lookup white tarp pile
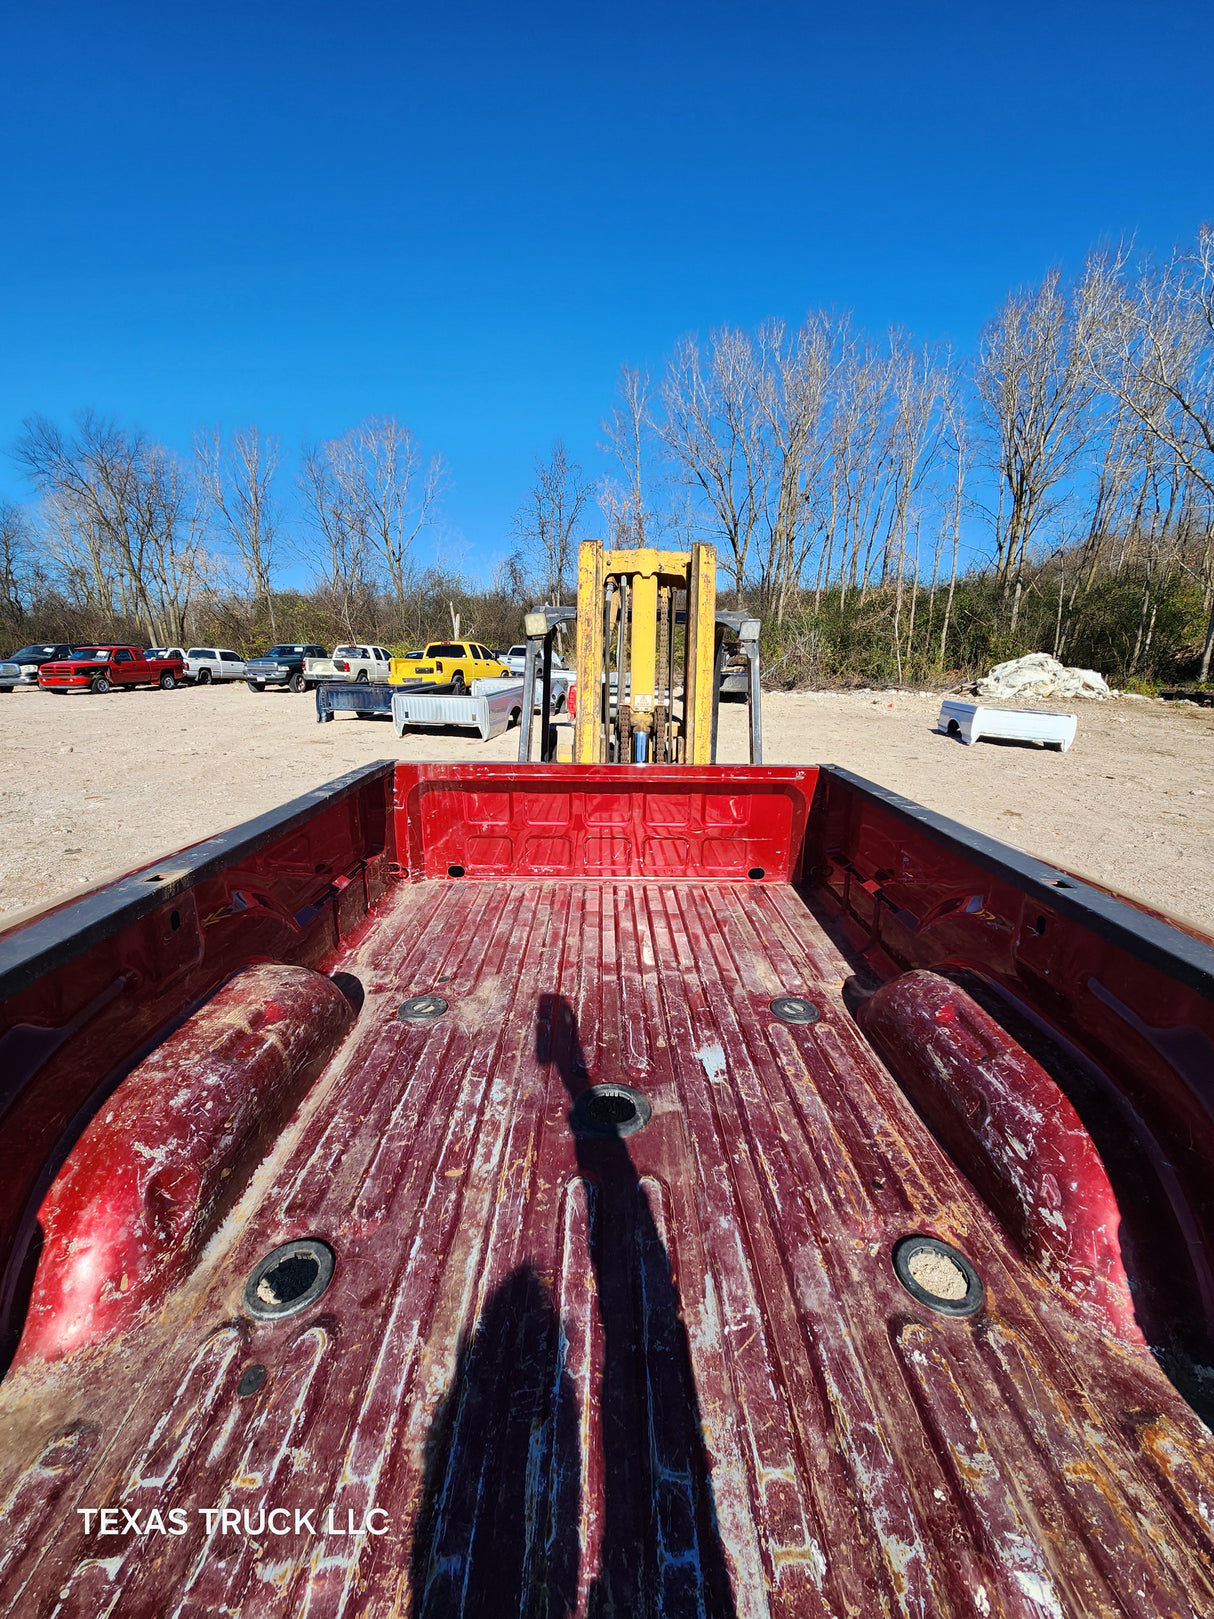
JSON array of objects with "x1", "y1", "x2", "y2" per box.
[{"x1": 976, "y1": 653, "x2": 1110, "y2": 701}]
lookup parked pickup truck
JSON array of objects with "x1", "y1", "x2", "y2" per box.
[
  {"x1": 244, "y1": 643, "x2": 328, "y2": 693},
  {"x1": 37, "y1": 645, "x2": 184, "y2": 693},
  {"x1": 181, "y1": 647, "x2": 246, "y2": 685},
  {"x1": 3, "y1": 762, "x2": 1214, "y2": 1616},
  {"x1": 389, "y1": 640, "x2": 509, "y2": 693},
  {"x1": 303, "y1": 643, "x2": 393, "y2": 687},
  {"x1": 0, "y1": 643, "x2": 77, "y2": 690},
  {"x1": 502, "y1": 642, "x2": 575, "y2": 710}
]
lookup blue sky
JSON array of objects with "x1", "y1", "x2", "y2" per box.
[{"x1": 2, "y1": 0, "x2": 1212, "y2": 579}]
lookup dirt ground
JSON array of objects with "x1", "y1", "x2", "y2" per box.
[{"x1": 2, "y1": 682, "x2": 1213, "y2": 932}]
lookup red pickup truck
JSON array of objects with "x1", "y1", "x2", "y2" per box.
[{"x1": 38, "y1": 645, "x2": 184, "y2": 693}]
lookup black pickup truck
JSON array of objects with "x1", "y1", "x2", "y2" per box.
[{"x1": 244, "y1": 643, "x2": 327, "y2": 693}]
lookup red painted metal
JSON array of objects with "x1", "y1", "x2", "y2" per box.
[
  {"x1": 0, "y1": 764, "x2": 395, "y2": 1374},
  {"x1": 0, "y1": 762, "x2": 1211, "y2": 1616},
  {"x1": 816, "y1": 769, "x2": 1214, "y2": 1386},
  {"x1": 858, "y1": 968, "x2": 1140, "y2": 1342},
  {"x1": 17, "y1": 964, "x2": 355, "y2": 1365},
  {"x1": 37, "y1": 646, "x2": 183, "y2": 691},
  {"x1": 389, "y1": 761, "x2": 816, "y2": 883}
]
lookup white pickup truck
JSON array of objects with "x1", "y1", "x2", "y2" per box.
[
  {"x1": 302, "y1": 644, "x2": 393, "y2": 688},
  {"x1": 181, "y1": 647, "x2": 246, "y2": 685},
  {"x1": 502, "y1": 643, "x2": 575, "y2": 711}
]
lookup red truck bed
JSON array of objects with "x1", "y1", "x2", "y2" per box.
[{"x1": 1, "y1": 762, "x2": 1213, "y2": 1616}]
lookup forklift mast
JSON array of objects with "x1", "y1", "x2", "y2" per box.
[{"x1": 517, "y1": 539, "x2": 762, "y2": 764}]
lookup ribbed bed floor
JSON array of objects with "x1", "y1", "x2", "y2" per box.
[{"x1": 2, "y1": 877, "x2": 1212, "y2": 1618}]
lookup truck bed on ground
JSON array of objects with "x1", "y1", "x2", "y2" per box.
[{"x1": 1, "y1": 763, "x2": 1212, "y2": 1617}]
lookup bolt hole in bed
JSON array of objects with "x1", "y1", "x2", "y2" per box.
[
  {"x1": 571, "y1": 1083, "x2": 652, "y2": 1137},
  {"x1": 892, "y1": 1234, "x2": 984, "y2": 1317},
  {"x1": 243, "y1": 1240, "x2": 334, "y2": 1320}
]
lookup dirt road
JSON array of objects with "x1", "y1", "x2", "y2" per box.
[{"x1": 2, "y1": 683, "x2": 1212, "y2": 931}]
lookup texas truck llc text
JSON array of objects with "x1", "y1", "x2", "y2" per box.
[{"x1": 77, "y1": 1507, "x2": 391, "y2": 1537}]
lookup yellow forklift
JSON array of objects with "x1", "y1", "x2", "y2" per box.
[{"x1": 516, "y1": 538, "x2": 763, "y2": 765}]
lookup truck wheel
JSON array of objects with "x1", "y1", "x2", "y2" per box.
[
  {"x1": 287, "y1": 672, "x2": 305, "y2": 693},
  {"x1": 159, "y1": 672, "x2": 177, "y2": 690},
  {"x1": 302, "y1": 680, "x2": 315, "y2": 693},
  {"x1": 355, "y1": 670, "x2": 369, "y2": 684},
  {"x1": 553, "y1": 691, "x2": 566, "y2": 714},
  {"x1": 91, "y1": 675, "x2": 112, "y2": 694},
  {"x1": 451, "y1": 672, "x2": 467, "y2": 695},
  {"x1": 197, "y1": 667, "x2": 211, "y2": 686},
  {"x1": 509, "y1": 707, "x2": 521, "y2": 728},
  {"x1": 247, "y1": 681, "x2": 266, "y2": 692}
]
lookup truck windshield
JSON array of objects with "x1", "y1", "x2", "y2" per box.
[
  {"x1": 266, "y1": 647, "x2": 306, "y2": 656},
  {"x1": 75, "y1": 649, "x2": 114, "y2": 661}
]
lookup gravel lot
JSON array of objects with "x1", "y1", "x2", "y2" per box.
[{"x1": 2, "y1": 682, "x2": 1213, "y2": 932}]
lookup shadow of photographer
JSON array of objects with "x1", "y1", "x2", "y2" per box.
[{"x1": 409, "y1": 992, "x2": 736, "y2": 1617}]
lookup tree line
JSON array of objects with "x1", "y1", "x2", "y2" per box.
[
  {"x1": 4, "y1": 228, "x2": 1214, "y2": 685},
  {"x1": 0, "y1": 415, "x2": 464, "y2": 654}
]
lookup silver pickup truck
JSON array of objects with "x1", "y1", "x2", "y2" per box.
[
  {"x1": 303, "y1": 643, "x2": 394, "y2": 687},
  {"x1": 501, "y1": 644, "x2": 575, "y2": 710}
]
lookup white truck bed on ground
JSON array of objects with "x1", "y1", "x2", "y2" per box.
[
  {"x1": 392, "y1": 677, "x2": 526, "y2": 741},
  {"x1": 939, "y1": 697, "x2": 1077, "y2": 751}
]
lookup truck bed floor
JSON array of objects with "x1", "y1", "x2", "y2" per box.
[{"x1": 2, "y1": 876, "x2": 1211, "y2": 1617}]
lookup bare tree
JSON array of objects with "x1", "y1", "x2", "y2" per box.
[
  {"x1": 659, "y1": 334, "x2": 767, "y2": 604},
  {"x1": 39, "y1": 487, "x2": 115, "y2": 615},
  {"x1": 753, "y1": 316, "x2": 833, "y2": 624},
  {"x1": 0, "y1": 500, "x2": 35, "y2": 635},
  {"x1": 16, "y1": 413, "x2": 153, "y2": 635},
  {"x1": 140, "y1": 445, "x2": 212, "y2": 642},
  {"x1": 975, "y1": 267, "x2": 1101, "y2": 631},
  {"x1": 511, "y1": 438, "x2": 589, "y2": 603},
  {"x1": 306, "y1": 418, "x2": 444, "y2": 636},
  {"x1": 1084, "y1": 233, "x2": 1214, "y2": 676},
  {"x1": 937, "y1": 383, "x2": 970, "y2": 668},
  {"x1": 197, "y1": 426, "x2": 281, "y2": 636},
  {"x1": 599, "y1": 366, "x2": 659, "y2": 546},
  {"x1": 890, "y1": 340, "x2": 950, "y2": 565},
  {"x1": 812, "y1": 328, "x2": 902, "y2": 609},
  {"x1": 298, "y1": 444, "x2": 374, "y2": 641},
  {"x1": 14, "y1": 412, "x2": 208, "y2": 644}
]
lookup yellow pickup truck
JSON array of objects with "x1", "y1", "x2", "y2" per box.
[{"x1": 389, "y1": 640, "x2": 510, "y2": 693}]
